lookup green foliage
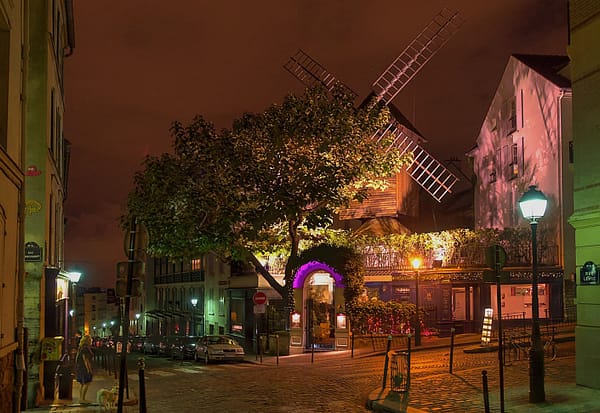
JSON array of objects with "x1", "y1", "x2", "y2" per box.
[
  {"x1": 349, "y1": 300, "x2": 417, "y2": 334},
  {"x1": 124, "y1": 85, "x2": 412, "y2": 304}
]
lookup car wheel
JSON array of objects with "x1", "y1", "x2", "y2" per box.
[{"x1": 204, "y1": 352, "x2": 210, "y2": 365}]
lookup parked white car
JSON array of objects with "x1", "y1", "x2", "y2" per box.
[{"x1": 194, "y1": 335, "x2": 245, "y2": 364}]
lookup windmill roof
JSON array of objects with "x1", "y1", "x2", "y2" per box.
[
  {"x1": 512, "y1": 54, "x2": 571, "y2": 89},
  {"x1": 352, "y1": 217, "x2": 412, "y2": 237},
  {"x1": 359, "y1": 92, "x2": 425, "y2": 140}
]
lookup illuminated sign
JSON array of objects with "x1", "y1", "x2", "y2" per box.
[{"x1": 481, "y1": 308, "x2": 493, "y2": 345}]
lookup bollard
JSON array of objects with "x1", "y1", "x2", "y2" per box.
[
  {"x1": 482, "y1": 370, "x2": 490, "y2": 413},
  {"x1": 407, "y1": 334, "x2": 412, "y2": 389},
  {"x1": 351, "y1": 331, "x2": 354, "y2": 358},
  {"x1": 381, "y1": 335, "x2": 393, "y2": 389},
  {"x1": 449, "y1": 327, "x2": 455, "y2": 374},
  {"x1": 276, "y1": 335, "x2": 279, "y2": 366},
  {"x1": 138, "y1": 358, "x2": 146, "y2": 413}
]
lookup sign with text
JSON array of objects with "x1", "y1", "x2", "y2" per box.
[{"x1": 580, "y1": 261, "x2": 599, "y2": 285}]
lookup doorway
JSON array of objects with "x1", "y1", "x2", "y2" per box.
[{"x1": 304, "y1": 271, "x2": 335, "y2": 350}]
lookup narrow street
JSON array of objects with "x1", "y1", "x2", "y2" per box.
[{"x1": 118, "y1": 340, "x2": 575, "y2": 412}]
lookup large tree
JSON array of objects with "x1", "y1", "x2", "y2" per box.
[{"x1": 125, "y1": 84, "x2": 411, "y2": 309}]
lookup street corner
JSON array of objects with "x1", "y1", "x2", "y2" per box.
[
  {"x1": 366, "y1": 387, "x2": 426, "y2": 413},
  {"x1": 463, "y1": 344, "x2": 497, "y2": 354}
]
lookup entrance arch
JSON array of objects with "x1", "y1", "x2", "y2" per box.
[{"x1": 289, "y1": 261, "x2": 348, "y2": 353}]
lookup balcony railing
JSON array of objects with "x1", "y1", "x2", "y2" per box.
[
  {"x1": 362, "y1": 243, "x2": 559, "y2": 272},
  {"x1": 154, "y1": 269, "x2": 204, "y2": 285}
]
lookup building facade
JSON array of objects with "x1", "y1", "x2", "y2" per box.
[
  {"x1": 145, "y1": 253, "x2": 230, "y2": 339},
  {"x1": 22, "y1": 0, "x2": 74, "y2": 408},
  {"x1": 1, "y1": 1, "x2": 26, "y2": 410},
  {"x1": 568, "y1": 0, "x2": 600, "y2": 390},
  {"x1": 468, "y1": 53, "x2": 573, "y2": 322}
]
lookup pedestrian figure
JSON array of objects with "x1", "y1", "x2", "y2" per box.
[{"x1": 75, "y1": 334, "x2": 94, "y2": 403}]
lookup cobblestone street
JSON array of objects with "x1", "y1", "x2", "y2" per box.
[{"x1": 28, "y1": 337, "x2": 597, "y2": 413}]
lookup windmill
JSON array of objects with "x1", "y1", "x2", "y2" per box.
[{"x1": 284, "y1": 8, "x2": 464, "y2": 208}]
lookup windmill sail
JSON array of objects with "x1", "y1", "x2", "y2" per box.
[
  {"x1": 372, "y1": 8, "x2": 464, "y2": 105},
  {"x1": 373, "y1": 121, "x2": 457, "y2": 202},
  {"x1": 284, "y1": 49, "x2": 356, "y2": 97},
  {"x1": 283, "y1": 9, "x2": 463, "y2": 202}
]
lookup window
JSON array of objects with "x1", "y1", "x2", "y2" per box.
[
  {"x1": 507, "y1": 143, "x2": 519, "y2": 179},
  {"x1": 502, "y1": 96, "x2": 517, "y2": 136},
  {"x1": 191, "y1": 258, "x2": 201, "y2": 271},
  {"x1": 218, "y1": 288, "x2": 225, "y2": 316},
  {"x1": 569, "y1": 141, "x2": 574, "y2": 163}
]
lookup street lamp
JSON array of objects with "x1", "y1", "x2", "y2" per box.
[
  {"x1": 135, "y1": 313, "x2": 141, "y2": 336},
  {"x1": 518, "y1": 185, "x2": 548, "y2": 403},
  {"x1": 411, "y1": 257, "x2": 423, "y2": 347},
  {"x1": 66, "y1": 271, "x2": 82, "y2": 350},
  {"x1": 190, "y1": 298, "x2": 198, "y2": 336}
]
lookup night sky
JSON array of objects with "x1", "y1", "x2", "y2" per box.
[{"x1": 63, "y1": 0, "x2": 568, "y2": 288}]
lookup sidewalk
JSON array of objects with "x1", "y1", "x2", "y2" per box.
[
  {"x1": 24, "y1": 368, "x2": 138, "y2": 413},
  {"x1": 366, "y1": 329, "x2": 600, "y2": 413}
]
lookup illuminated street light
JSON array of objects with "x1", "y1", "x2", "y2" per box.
[
  {"x1": 135, "y1": 313, "x2": 141, "y2": 335},
  {"x1": 190, "y1": 298, "x2": 198, "y2": 336},
  {"x1": 66, "y1": 271, "x2": 82, "y2": 351},
  {"x1": 411, "y1": 257, "x2": 423, "y2": 347},
  {"x1": 518, "y1": 185, "x2": 548, "y2": 403}
]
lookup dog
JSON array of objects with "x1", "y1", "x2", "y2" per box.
[{"x1": 96, "y1": 384, "x2": 118, "y2": 412}]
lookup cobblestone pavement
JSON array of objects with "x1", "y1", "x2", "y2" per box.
[{"x1": 26, "y1": 337, "x2": 597, "y2": 413}]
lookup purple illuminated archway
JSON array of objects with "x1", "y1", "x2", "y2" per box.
[{"x1": 292, "y1": 261, "x2": 345, "y2": 289}]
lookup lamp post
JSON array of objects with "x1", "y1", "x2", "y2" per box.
[
  {"x1": 190, "y1": 298, "x2": 198, "y2": 336},
  {"x1": 411, "y1": 257, "x2": 422, "y2": 347},
  {"x1": 66, "y1": 271, "x2": 82, "y2": 351},
  {"x1": 135, "y1": 313, "x2": 141, "y2": 336},
  {"x1": 518, "y1": 185, "x2": 548, "y2": 403}
]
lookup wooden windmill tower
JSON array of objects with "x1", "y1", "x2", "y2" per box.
[{"x1": 284, "y1": 9, "x2": 464, "y2": 231}]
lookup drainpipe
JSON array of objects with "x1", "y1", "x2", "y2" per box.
[
  {"x1": 14, "y1": 1, "x2": 30, "y2": 411},
  {"x1": 557, "y1": 87, "x2": 572, "y2": 320}
]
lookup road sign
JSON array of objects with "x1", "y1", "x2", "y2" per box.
[
  {"x1": 116, "y1": 261, "x2": 145, "y2": 279},
  {"x1": 253, "y1": 291, "x2": 267, "y2": 305},
  {"x1": 253, "y1": 304, "x2": 266, "y2": 314}
]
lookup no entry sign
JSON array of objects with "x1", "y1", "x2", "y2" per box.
[{"x1": 253, "y1": 291, "x2": 267, "y2": 305}]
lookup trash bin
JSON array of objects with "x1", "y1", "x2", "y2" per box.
[{"x1": 389, "y1": 350, "x2": 410, "y2": 393}]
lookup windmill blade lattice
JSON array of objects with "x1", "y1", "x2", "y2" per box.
[
  {"x1": 372, "y1": 8, "x2": 464, "y2": 104},
  {"x1": 283, "y1": 9, "x2": 463, "y2": 202},
  {"x1": 284, "y1": 49, "x2": 356, "y2": 98},
  {"x1": 372, "y1": 121, "x2": 458, "y2": 202}
]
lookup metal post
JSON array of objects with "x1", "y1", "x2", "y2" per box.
[
  {"x1": 415, "y1": 270, "x2": 421, "y2": 346},
  {"x1": 482, "y1": 370, "x2": 490, "y2": 413},
  {"x1": 276, "y1": 335, "x2": 279, "y2": 366},
  {"x1": 381, "y1": 335, "x2": 392, "y2": 389},
  {"x1": 351, "y1": 331, "x2": 354, "y2": 358},
  {"x1": 496, "y1": 252, "x2": 505, "y2": 413},
  {"x1": 449, "y1": 328, "x2": 455, "y2": 374},
  {"x1": 138, "y1": 358, "x2": 146, "y2": 413},
  {"x1": 529, "y1": 222, "x2": 545, "y2": 403},
  {"x1": 118, "y1": 217, "x2": 137, "y2": 413}
]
